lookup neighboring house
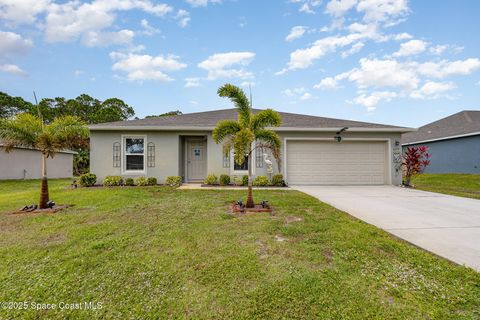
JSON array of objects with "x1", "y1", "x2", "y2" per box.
[
  {"x1": 0, "y1": 144, "x2": 75, "y2": 180},
  {"x1": 89, "y1": 109, "x2": 414, "y2": 185},
  {"x1": 402, "y1": 110, "x2": 480, "y2": 174}
]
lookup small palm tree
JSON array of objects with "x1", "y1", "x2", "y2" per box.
[
  {"x1": 0, "y1": 113, "x2": 88, "y2": 208},
  {"x1": 213, "y1": 84, "x2": 282, "y2": 208}
]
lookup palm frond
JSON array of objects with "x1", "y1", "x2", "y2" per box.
[
  {"x1": 251, "y1": 109, "x2": 282, "y2": 132},
  {"x1": 233, "y1": 129, "x2": 255, "y2": 165},
  {"x1": 217, "y1": 84, "x2": 251, "y2": 127},
  {"x1": 0, "y1": 113, "x2": 42, "y2": 152},
  {"x1": 255, "y1": 129, "x2": 281, "y2": 153},
  {"x1": 212, "y1": 120, "x2": 241, "y2": 143}
]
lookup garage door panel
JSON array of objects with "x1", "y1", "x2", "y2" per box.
[{"x1": 286, "y1": 141, "x2": 387, "y2": 185}]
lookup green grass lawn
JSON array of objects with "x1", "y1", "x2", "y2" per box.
[
  {"x1": 0, "y1": 180, "x2": 479, "y2": 319},
  {"x1": 411, "y1": 174, "x2": 480, "y2": 199}
]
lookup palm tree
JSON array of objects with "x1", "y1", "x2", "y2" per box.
[
  {"x1": 213, "y1": 84, "x2": 282, "y2": 208},
  {"x1": 0, "y1": 113, "x2": 89, "y2": 208}
]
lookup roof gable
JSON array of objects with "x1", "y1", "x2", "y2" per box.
[
  {"x1": 89, "y1": 108, "x2": 410, "y2": 131},
  {"x1": 402, "y1": 110, "x2": 480, "y2": 144}
]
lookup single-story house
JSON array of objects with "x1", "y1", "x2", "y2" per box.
[
  {"x1": 0, "y1": 144, "x2": 75, "y2": 180},
  {"x1": 402, "y1": 110, "x2": 480, "y2": 174},
  {"x1": 89, "y1": 109, "x2": 414, "y2": 185}
]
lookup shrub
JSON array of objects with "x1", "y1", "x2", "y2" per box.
[
  {"x1": 135, "y1": 176, "x2": 148, "y2": 186},
  {"x1": 147, "y1": 177, "x2": 157, "y2": 186},
  {"x1": 165, "y1": 176, "x2": 182, "y2": 188},
  {"x1": 403, "y1": 146, "x2": 431, "y2": 186},
  {"x1": 204, "y1": 174, "x2": 218, "y2": 185},
  {"x1": 271, "y1": 174, "x2": 285, "y2": 187},
  {"x1": 103, "y1": 175, "x2": 123, "y2": 187},
  {"x1": 253, "y1": 175, "x2": 268, "y2": 186},
  {"x1": 253, "y1": 175, "x2": 269, "y2": 186},
  {"x1": 79, "y1": 172, "x2": 96, "y2": 187},
  {"x1": 219, "y1": 174, "x2": 231, "y2": 186},
  {"x1": 124, "y1": 178, "x2": 134, "y2": 186},
  {"x1": 242, "y1": 175, "x2": 249, "y2": 186}
]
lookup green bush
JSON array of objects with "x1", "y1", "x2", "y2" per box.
[
  {"x1": 103, "y1": 175, "x2": 123, "y2": 187},
  {"x1": 147, "y1": 177, "x2": 157, "y2": 186},
  {"x1": 79, "y1": 172, "x2": 96, "y2": 187},
  {"x1": 233, "y1": 176, "x2": 243, "y2": 186},
  {"x1": 253, "y1": 175, "x2": 269, "y2": 186},
  {"x1": 204, "y1": 174, "x2": 218, "y2": 185},
  {"x1": 219, "y1": 174, "x2": 231, "y2": 186},
  {"x1": 124, "y1": 178, "x2": 135, "y2": 186},
  {"x1": 165, "y1": 176, "x2": 182, "y2": 188},
  {"x1": 242, "y1": 175, "x2": 249, "y2": 186},
  {"x1": 271, "y1": 174, "x2": 285, "y2": 187},
  {"x1": 135, "y1": 176, "x2": 148, "y2": 186}
]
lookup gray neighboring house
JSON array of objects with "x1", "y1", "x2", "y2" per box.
[
  {"x1": 89, "y1": 109, "x2": 414, "y2": 186},
  {"x1": 402, "y1": 110, "x2": 480, "y2": 174},
  {"x1": 0, "y1": 143, "x2": 75, "y2": 180}
]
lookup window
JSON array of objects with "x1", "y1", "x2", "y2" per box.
[
  {"x1": 223, "y1": 152, "x2": 230, "y2": 168},
  {"x1": 124, "y1": 137, "x2": 145, "y2": 172},
  {"x1": 147, "y1": 142, "x2": 155, "y2": 168},
  {"x1": 234, "y1": 154, "x2": 249, "y2": 171},
  {"x1": 255, "y1": 143, "x2": 264, "y2": 168},
  {"x1": 113, "y1": 142, "x2": 121, "y2": 167}
]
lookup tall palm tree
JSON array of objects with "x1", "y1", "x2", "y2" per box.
[
  {"x1": 213, "y1": 84, "x2": 282, "y2": 208},
  {"x1": 0, "y1": 113, "x2": 88, "y2": 208}
]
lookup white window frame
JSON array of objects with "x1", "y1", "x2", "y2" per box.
[
  {"x1": 121, "y1": 135, "x2": 147, "y2": 175},
  {"x1": 230, "y1": 146, "x2": 256, "y2": 175}
]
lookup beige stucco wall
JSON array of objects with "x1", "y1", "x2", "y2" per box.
[
  {"x1": 90, "y1": 130, "x2": 403, "y2": 185},
  {"x1": 0, "y1": 148, "x2": 74, "y2": 180}
]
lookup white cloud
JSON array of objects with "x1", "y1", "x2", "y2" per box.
[
  {"x1": 185, "y1": 77, "x2": 201, "y2": 87},
  {"x1": 414, "y1": 58, "x2": 480, "y2": 78},
  {"x1": 325, "y1": 0, "x2": 357, "y2": 17},
  {"x1": 394, "y1": 32, "x2": 413, "y2": 41},
  {"x1": 356, "y1": 0, "x2": 409, "y2": 23},
  {"x1": 0, "y1": 0, "x2": 50, "y2": 26},
  {"x1": 352, "y1": 91, "x2": 397, "y2": 111},
  {"x1": 82, "y1": 29, "x2": 134, "y2": 47},
  {"x1": 74, "y1": 69, "x2": 84, "y2": 77},
  {"x1": 0, "y1": 31, "x2": 33, "y2": 57},
  {"x1": 44, "y1": 0, "x2": 172, "y2": 44},
  {"x1": 241, "y1": 81, "x2": 255, "y2": 87},
  {"x1": 314, "y1": 77, "x2": 339, "y2": 90},
  {"x1": 341, "y1": 42, "x2": 364, "y2": 58},
  {"x1": 429, "y1": 44, "x2": 447, "y2": 55},
  {"x1": 185, "y1": 0, "x2": 222, "y2": 7},
  {"x1": 292, "y1": 0, "x2": 322, "y2": 14},
  {"x1": 300, "y1": 92, "x2": 313, "y2": 100},
  {"x1": 140, "y1": 19, "x2": 160, "y2": 36},
  {"x1": 198, "y1": 51, "x2": 255, "y2": 80},
  {"x1": 286, "y1": 26, "x2": 308, "y2": 42},
  {"x1": 0, "y1": 63, "x2": 26, "y2": 76},
  {"x1": 410, "y1": 81, "x2": 456, "y2": 99},
  {"x1": 110, "y1": 52, "x2": 187, "y2": 82},
  {"x1": 176, "y1": 9, "x2": 190, "y2": 28},
  {"x1": 392, "y1": 39, "x2": 428, "y2": 57},
  {"x1": 347, "y1": 58, "x2": 419, "y2": 90}
]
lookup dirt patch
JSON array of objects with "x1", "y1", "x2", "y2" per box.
[
  {"x1": 285, "y1": 216, "x2": 303, "y2": 224},
  {"x1": 230, "y1": 203, "x2": 274, "y2": 215},
  {"x1": 275, "y1": 234, "x2": 288, "y2": 242},
  {"x1": 41, "y1": 233, "x2": 66, "y2": 246},
  {"x1": 10, "y1": 205, "x2": 72, "y2": 215},
  {"x1": 323, "y1": 248, "x2": 334, "y2": 264},
  {"x1": 255, "y1": 240, "x2": 269, "y2": 259}
]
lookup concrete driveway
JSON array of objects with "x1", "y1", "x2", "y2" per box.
[{"x1": 292, "y1": 185, "x2": 480, "y2": 271}]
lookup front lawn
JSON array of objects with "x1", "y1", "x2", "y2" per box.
[
  {"x1": 411, "y1": 173, "x2": 480, "y2": 199},
  {"x1": 0, "y1": 180, "x2": 479, "y2": 319}
]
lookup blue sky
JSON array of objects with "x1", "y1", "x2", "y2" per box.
[{"x1": 1, "y1": 0, "x2": 479, "y2": 127}]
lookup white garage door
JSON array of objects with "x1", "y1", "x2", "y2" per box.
[{"x1": 286, "y1": 140, "x2": 387, "y2": 185}]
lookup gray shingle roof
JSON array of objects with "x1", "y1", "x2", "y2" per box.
[
  {"x1": 89, "y1": 108, "x2": 408, "y2": 131},
  {"x1": 402, "y1": 110, "x2": 480, "y2": 144}
]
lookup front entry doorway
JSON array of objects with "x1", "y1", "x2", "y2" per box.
[{"x1": 186, "y1": 139, "x2": 207, "y2": 182}]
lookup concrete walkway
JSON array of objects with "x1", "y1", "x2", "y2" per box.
[{"x1": 292, "y1": 185, "x2": 480, "y2": 271}]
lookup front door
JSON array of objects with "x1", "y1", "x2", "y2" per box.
[{"x1": 187, "y1": 139, "x2": 207, "y2": 181}]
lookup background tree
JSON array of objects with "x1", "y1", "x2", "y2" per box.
[
  {"x1": 213, "y1": 84, "x2": 282, "y2": 208},
  {"x1": 145, "y1": 110, "x2": 182, "y2": 118},
  {"x1": 0, "y1": 92, "x2": 34, "y2": 118},
  {"x1": 403, "y1": 146, "x2": 431, "y2": 187},
  {"x1": 0, "y1": 114, "x2": 89, "y2": 208}
]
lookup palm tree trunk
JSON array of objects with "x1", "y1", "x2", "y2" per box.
[
  {"x1": 39, "y1": 153, "x2": 49, "y2": 209},
  {"x1": 246, "y1": 154, "x2": 254, "y2": 208}
]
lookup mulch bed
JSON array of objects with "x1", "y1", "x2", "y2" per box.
[
  {"x1": 10, "y1": 205, "x2": 72, "y2": 215},
  {"x1": 202, "y1": 184, "x2": 287, "y2": 188},
  {"x1": 230, "y1": 203, "x2": 274, "y2": 215}
]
